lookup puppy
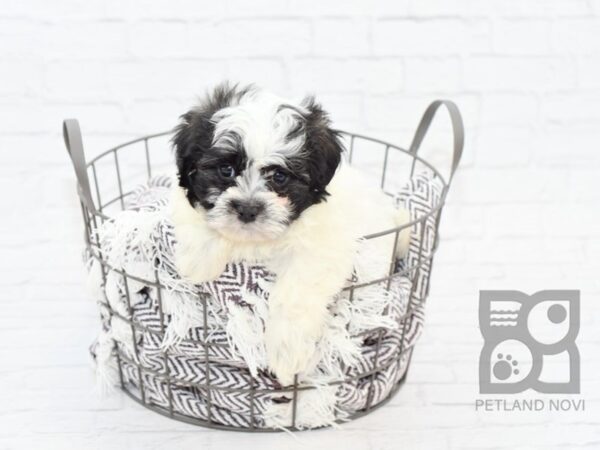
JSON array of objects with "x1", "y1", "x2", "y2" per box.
[{"x1": 171, "y1": 84, "x2": 410, "y2": 385}]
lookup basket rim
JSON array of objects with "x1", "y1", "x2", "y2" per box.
[{"x1": 83, "y1": 129, "x2": 452, "y2": 241}]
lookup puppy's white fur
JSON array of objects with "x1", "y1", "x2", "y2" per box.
[{"x1": 172, "y1": 164, "x2": 410, "y2": 385}]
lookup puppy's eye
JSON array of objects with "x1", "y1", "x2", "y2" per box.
[
  {"x1": 219, "y1": 164, "x2": 236, "y2": 178},
  {"x1": 272, "y1": 169, "x2": 289, "y2": 186}
]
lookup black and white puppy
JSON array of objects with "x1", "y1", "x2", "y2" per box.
[{"x1": 171, "y1": 84, "x2": 410, "y2": 384}]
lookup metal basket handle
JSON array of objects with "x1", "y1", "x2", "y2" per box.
[
  {"x1": 63, "y1": 119, "x2": 97, "y2": 214},
  {"x1": 408, "y1": 100, "x2": 464, "y2": 184}
]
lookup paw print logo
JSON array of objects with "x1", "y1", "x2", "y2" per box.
[
  {"x1": 479, "y1": 290, "x2": 580, "y2": 394},
  {"x1": 493, "y1": 353, "x2": 519, "y2": 380}
]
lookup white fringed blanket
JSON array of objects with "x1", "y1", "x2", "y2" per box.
[{"x1": 88, "y1": 172, "x2": 443, "y2": 429}]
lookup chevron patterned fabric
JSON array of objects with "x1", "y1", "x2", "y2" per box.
[{"x1": 88, "y1": 171, "x2": 444, "y2": 430}]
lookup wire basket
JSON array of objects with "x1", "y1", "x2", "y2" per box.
[{"x1": 63, "y1": 100, "x2": 463, "y2": 431}]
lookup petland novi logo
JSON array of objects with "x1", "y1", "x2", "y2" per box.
[{"x1": 475, "y1": 290, "x2": 584, "y2": 412}]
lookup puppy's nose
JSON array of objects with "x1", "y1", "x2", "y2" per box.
[{"x1": 231, "y1": 201, "x2": 263, "y2": 223}]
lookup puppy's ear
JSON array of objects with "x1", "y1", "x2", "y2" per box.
[
  {"x1": 172, "y1": 110, "x2": 201, "y2": 187},
  {"x1": 172, "y1": 82, "x2": 251, "y2": 199},
  {"x1": 302, "y1": 96, "x2": 344, "y2": 201}
]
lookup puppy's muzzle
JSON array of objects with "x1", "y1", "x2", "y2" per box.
[{"x1": 230, "y1": 200, "x2": 265, "y2": 223}]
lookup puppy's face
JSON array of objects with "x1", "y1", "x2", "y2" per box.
[{"x1": 173, "y1": 85, "x2": 344, "y2": 242}]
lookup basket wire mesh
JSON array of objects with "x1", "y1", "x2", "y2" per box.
[{"x1": 63, "y1": 100, "x2": 463, "y2": 431}]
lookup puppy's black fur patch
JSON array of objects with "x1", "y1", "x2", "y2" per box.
[
  {"x1": 173, "y1": 83, "x2": 253, "y2": 209},
  {"x1": 300, "y1": 96, "x2": 344, "y2": 203}
]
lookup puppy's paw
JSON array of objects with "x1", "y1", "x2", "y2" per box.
[
  {"x1": 174, "y1": 240, "x2": 228, "y2": 283},
  {"x1": 182, "y1": 259, "x2": 226, "y2": 284},
  {"x1": 264, "y1": 314, "x2": 321, "y2": 386}
]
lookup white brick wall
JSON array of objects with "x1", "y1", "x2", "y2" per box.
[{"x1": 1, "y1": 1, "x2": 599, "y2": 449}]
